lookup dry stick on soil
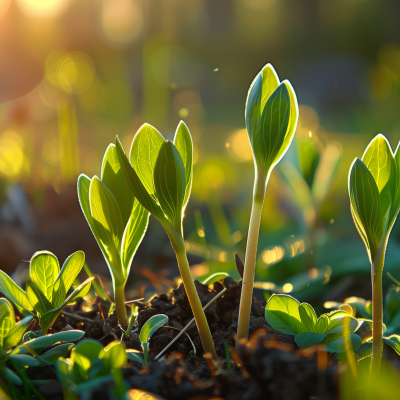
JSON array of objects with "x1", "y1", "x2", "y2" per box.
[
  {"x1": 154, "y1": 285, "x2": 232, "y2": 360},
  {"x1": 61, "y1": 311, "x2": 102, "y2": 326}
]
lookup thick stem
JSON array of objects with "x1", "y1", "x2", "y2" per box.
[
  {"x1": 115, "y1": 283, "x2": 128, "y2": 330},
  {"x1": 169, "y1": 231, "x2": 217, "y2": 358},
  {"x1": 371, "y1": 247, "x2": 385, "y2": 376}
]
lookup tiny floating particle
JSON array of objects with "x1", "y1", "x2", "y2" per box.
[{"x1": 214, "y1": 68, "x2": 219, "y2": 72}]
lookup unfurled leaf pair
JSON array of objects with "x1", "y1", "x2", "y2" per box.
[
  {"x1": 245, "y1": 63, "x2": 299, "y2": 193},
  {"x1": 56, "y1": 339, "x2": 127, "y2": 395},
  {"x1": 265, "y1": 294, "x2": 362, "y2": 352},
  {"x1": 349, "y1": 134, "x2": 400, "y2": 263},
  {"x1": 115, "y1": 121, "x2": 193, "y2": 237},
  {"x1": 0, "y1": 251, "x2": 92, "y2": 333}
]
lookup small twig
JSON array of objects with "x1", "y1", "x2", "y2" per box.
[
  {"x1": 155, "y1": 285, "x2": 231, "y2": 360},
  {"x1": 62, "y1": 311, "x2": 102, "y2": 326},
  {"x1": 161, "y1": 326, "x2": 196, "y2": 355}
]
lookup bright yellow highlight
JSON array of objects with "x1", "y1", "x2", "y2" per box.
[
  {"x1": 287, "y1": 239, "x2": 305, "y2": 257},
  {"x1": 261, "y1": 246, "x2": 285, "y2": 266},
  {"x1": 228, "y1": 129, "x2": 253, "y2": 161},
  {"x1": 219, "y1": 251, "x2": 227, "y2": 262},
  {"x1": 0, "y1": 131, "x2": 28, "y2": 182},
  {"x1": 282, "y1": 283, "x2": 293, "y2": 293},
  {"x1": 16, "y1": 0, "x2": 69, "y2": 17}
]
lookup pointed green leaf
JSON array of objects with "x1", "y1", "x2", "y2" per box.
[
  {"x1": 0, "y1": 298, "x2": 14, "y2": 348},
  {"x1": 115, "y1": 136, "x2": 165, "y2": 222},
  {"x1": 3, "y1": 315, "x2": 34, "y2": 351},
  {"x1": 53, "y1": 251, "x2": 86, "y2": 309},
  {"x1": 315, "y1": 314, "x2": 330, "y2": 334},
  {"x1": 173, "y1": 121, "x2": 193, "y2": 207},
  {"x1": 29, "y1": 251, "x2": 60, "y2": 302},
  {"x1": 26, "y1": 280, "x2": 53, "y2": 314},
  {"x1": 140, "y1": 314, "x2": 168, "y2": 344},
  {"x1": 202, "y1": 272, "x2": 230, "y2": 285},
  {"x1": 89, "y1": 177, "x2": 124, "y2": 279},
  {"x1": 298, "y1": 303, "x2": 317, "y2": 332},
  {"x1": 101, "y1": 144, "x2": 134, "y2": 225},
  {"x1": 126, "y1": 349, "x2": 144, "y2": 364},
  {"x1": 64, "y1": 277, "x2": 93, "y2": 305},
  {"x1": 295, "y1": 332, "x2": 326, "y2": 348},
  {"x1": 245, "y1": 64, "x2": 280, "y2": 149},
  {"x1": 120, "y1": 200, "x2": 149, "y2": 277},
  {"x1": 349, "y1": 158, "x2": 384, "y2": 262},
  {"x1": 0, "y1": 270, "x2": 32, "y2": 312},
  {"x1": 265, "y1": 294, "x2": 304, "y2": 335},
  {"x1": 153, "y1": 141, "x2": 185, "y2": 231},
  {"x1": 129, "y1": 123, "x2": 165, "y2": 196},
  {"x1": 362, "y1": 134, "x2": 393, "y2": 193},
  {"x1": 255, "y1": 83, "x2": 291, "y2": 173}
]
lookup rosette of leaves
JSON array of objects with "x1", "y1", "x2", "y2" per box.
[
  {"x1": 265, "y1": 294, "x2": 362, "y2": 352},
  {"x1": 56, "y1": 339, "x2": 128, "y2": 400},
  {"x1": 0, "y1": 251, "x2": 92, "y2": 334},
  {"x1": 349, "y1": 134, "x2": 400, "y2": 374},
  {"x1": 77, "y1": 144, "x2": 150, "y2": 330},
  {"x1": 115, "y1": 121, "x2": 216, "y2": 357},
  {"x1": 237, "y1": 64, "x2": 299, "y2": 343}
]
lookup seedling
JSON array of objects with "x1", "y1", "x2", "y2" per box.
[
  {"x1": 0, "y1": 251, "x2": 93, "y2": 333},
  {"x1": 56, "y1": 339, "x2": 127, "y2": 400},
  {"x1": 78, "y1": 144, "x2": 150, "y2": 330},
  {"x1": 237, "y1": 64, "x2": 299, "y2": 343},
  {"x1": 265, "y1": 294, "x2": 362, "y2": 352},
  {"x1": 115, "y1": 121, "x2": 216, "y2": 357},
  {"x1": 348, "y1": 134, "x2": 400, "y2": 374}
]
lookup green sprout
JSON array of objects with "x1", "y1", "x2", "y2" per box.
[
  {"x1": 265, "y1": 294, "x2": 362, "y2": 352},
  {"x1": 56, "y1": 339, "x2": 127, "y2": 400},
  {"x1": 115, "y1": 121, "x2": 217, "y2": 357},
  {"x1": 237, "y1": 64, "x2": 299, "y2": 343},
  {"x1": 348, "y1": 134, "x2": 400, "y2": 374},
  {"x1": 77, "y1": 144, "x2": 150, "y2": 330},
  {"x1": 0, "y1": 251, "x2": 93, "y2": 334}
]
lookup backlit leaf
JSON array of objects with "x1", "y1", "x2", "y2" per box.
[
  {"x1": 2, "y1": 315, "x2": 33, "y2": 351},
  {"x1": 349, "y1": 158, "x2": 383, "y2": 262},
  {"x1": 315, "y1": 314, "x2": 330, "y2": 334},
  {"x1": 129, "y1": 124, "x2": 165, "y2": 196},
  {"x1": 325, "y1": 334, "x2": 362, "y2": 353},
  {"x1": 102, "y1": 340, "x2": 127, "y2": 370},
  {"x1": 265, "y1": 294, "x2": 304, "y2": 335},
  {"x1": 26, "y1": 280, "x2": 53, "y2": 314},
  {"x1": 298, "y1": 303, "x2": 317, "y2": 332},
  {"x1": 0, "y1": 270, "x2": 33, "y2": 312},
  {"x1": 90, "y1": 177, "x2": 124, "y2": 280},
  {"x1": 202, "y1": 272, "x2": 230, "y2": 285},
  {"x1": 153, "y1": 141, "x2": 185, "y2": 231},
  {"x1": 0, "y1": 298, "x2": 14, "y2": 348},
  {"x1": 140, "y1": 314, "x2": 168, "y2": 344},
  {"x1": 101, "y1": 144, "x2": 134, "y2": 225},
  {"x1": 29, "y1": 251, "x2": 59, "y2": 302},
  {"x1": 121, "y1": 200, "x2": 149, "y2": 277},
  {"x1": 383, "y1": 335, "x2": 400, "y2": 355},
  {"x1": 173, "y1": 121, "x2": 193, "y2": 207}
]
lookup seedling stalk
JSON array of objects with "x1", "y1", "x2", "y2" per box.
[
  {"x1": 114, "y1": 284, "x2": 129, "y2": 330},
  {"x1": 237, "y1": 170, "x2": 266, "y2": 343}
]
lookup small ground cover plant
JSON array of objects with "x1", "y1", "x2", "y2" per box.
[
  {"x1": 237, "y1": 64, "x2": 299, "y2": 343},
  {"x1": 78, "y1": 144, "x2": 150, "y2": 330},
  {"x1": 349, "y1": 134, "x2": 400, "y2": 374},
  {"x1": 0, "y1": 251, "x2": 93, "y2": 333}
]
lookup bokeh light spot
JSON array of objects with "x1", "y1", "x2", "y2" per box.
[{"x1": 16, "y1": 0, "x2": 70, "y2": 17}]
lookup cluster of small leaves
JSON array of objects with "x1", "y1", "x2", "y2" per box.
[
  {"x1": 349, "y1": 134, "x2": 400, "y2": 263},
  {"x1": 0, "y1": 251, "x2": 92, "y2": 333},
  {"x1": 78, "y1": 144, "x2": 150, "y2": 290},
  {"x1": 56, "y1": 339, "x2": 128, "y2": 396},
  {"x1": 115, "y1": 121, "x2": 193, "y2": 237},
  {"x1": 265, "y1": 294, "x2": 362, "y2": 352}
]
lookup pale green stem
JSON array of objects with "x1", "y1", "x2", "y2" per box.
[
  {"x1": 114, "y1": 283, "x2": 128, "y2": 330},
  {"x1": 168, "y1": 229, "x2": 217, "y2": 358},
  {"x1": 371, "y1": 244, "x2": 386, "y2": 376}
]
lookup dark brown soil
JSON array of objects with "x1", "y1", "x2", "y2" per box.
[{"x1": 21, "y1": 277, "x2": 339, "y2": 400}]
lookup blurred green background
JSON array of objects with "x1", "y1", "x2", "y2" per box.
[{"x1": 1, "y1": 0, "x2": 400, "y2": 307}]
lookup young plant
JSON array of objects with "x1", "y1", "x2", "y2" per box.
[
  {"x1": 77, "y1": 144, "x2": 150, "y2": 330},
  {"x1": 115, "y1": 122, "x2": 216, "y2": 357},
  {"x1": 0, "y1": 251, "x2": 93, "y2": 334},
  {"x1": 56, "y1": 339, "x2": 127, "y2": 400},
  {"x1": 237, "y1": 64, "x2": 299, "y2": 343},
  {"x1": 348, "y1": 134, "x2": 400, "y2": 374},
  {"x1": 265, "y1": 294, "x2": 362, "y2": 352}
]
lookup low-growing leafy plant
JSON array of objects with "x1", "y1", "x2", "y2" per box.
[
  {"x1": 78, "y1": 144, "x2": 150, "y2": 330},
  {"x1": 56, "y1": 339, "x2": 128, "y2": 400},
  {"x1": 237, "y1": 64, "x2": 299, "y2": 343},
  {"x1": 348, "y1": 134, "x2": 400, "y2": 374},
  {"x1": 115, "y1": 122, "x2": 216, "y2": 357},
  {"x1": 265, "y1": 294, "x2": 362, "y2": 352},
  {"x1": 0, "y1": 251, "x2": 93, "y2": 333}
]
